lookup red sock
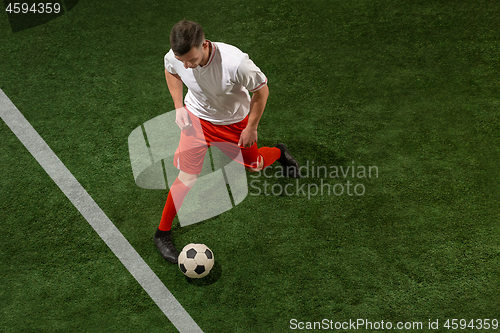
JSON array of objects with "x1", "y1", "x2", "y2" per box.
[
  {"x1": 258, "y1": 147, "x2": 281, "y2": 168},
  {"x1": 158, "y1": 178, "x2": 192, "y2": 231}
]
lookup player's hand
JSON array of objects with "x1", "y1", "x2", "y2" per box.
[
  {"x1": 238, "y1": 127, "x2": 258, "y2": 148},
  {"x1": 175, "y1": 107, "x2": 192, "y2": 130}
]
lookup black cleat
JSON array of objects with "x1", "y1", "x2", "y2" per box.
[
  {"x1": 275, "y1": 143, "x2": 301, "y2": 178},
  {"x1": 153, "y1": 229, "x2": 179, "y2": 264}
]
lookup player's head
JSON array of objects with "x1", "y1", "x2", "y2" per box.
[
  {"x1": 170, "y1": 20, "x2": 205, "y2": 58},
  {"x1": 170, "y1": 20, "x2": 208, "y2": 68},
  {"x1": 170, "y1": 21, "x2": 210, "y2": 69}
]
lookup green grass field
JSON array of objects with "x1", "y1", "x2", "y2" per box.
[{"x1": 1, "y1": 0, "x2": 499, "y2": 332}]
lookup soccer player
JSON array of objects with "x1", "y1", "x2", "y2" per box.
[{"x1": 154, "y1": 20, "x2": 300, "y2": 263}]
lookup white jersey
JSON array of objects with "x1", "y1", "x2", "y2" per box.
[{"x1": 164, "y1": 41, "x2": 268, "y2": 125}]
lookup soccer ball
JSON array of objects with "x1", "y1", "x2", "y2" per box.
[{"x1": 178, "y1": 243, "x2": 214, "y2": 278}]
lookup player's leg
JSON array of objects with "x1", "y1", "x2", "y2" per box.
[
  {"x1": 240, "y1": 144, "x2": 275, "y2": 172},
  {"x1": 159, "y1": 171, "x2": 198, "y2": 232},
  {"x1": 154, "y1": 170, "x2": 198, "y2": 263},
  {"x1": 206, "y1": 117, "x2": 300, "y2": 175},
  {"x1": 244, "y1": 144, "x2": 300, "y2": 177},
  {"x1": 211, "y1": 138, "x2": 299, "y2": 176},
  {"x1": 154, "y1": 110, "x2": 207, "y2": 264}
]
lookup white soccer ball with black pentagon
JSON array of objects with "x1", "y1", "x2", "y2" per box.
[{"x1": 178, "y1": 243, "x2": 214, "y2": 278}]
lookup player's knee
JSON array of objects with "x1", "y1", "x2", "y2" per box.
[
  {"x1": 247, "y1": 165, "x2": 263, "y2": 172},
  {"x1": 246, "y1": 156, "x2": 264, "y2": 172},
  {"x1": 178, "y1": 171, "x2": 199, "y2": 188},
  {"x1": 181, "y1": 177, "x2": 198, "y2": 188}
]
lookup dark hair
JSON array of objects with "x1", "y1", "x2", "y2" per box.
[{"x1": 170, "y1": 20, "x2": 205, "y2": 56}]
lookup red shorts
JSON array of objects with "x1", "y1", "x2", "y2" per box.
[{"x1": 173, "y1": 108, "x2": 260, "y2": 175}]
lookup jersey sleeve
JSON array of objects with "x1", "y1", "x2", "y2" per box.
[
  {"x1": 164, "y1": 51, "x2": 178, "y2": 75},
  {"x1": 235, "y1": 55, "x2": 268, "y2": 92}
]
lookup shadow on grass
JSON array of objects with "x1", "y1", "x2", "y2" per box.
[
  {"x1": 292, "y1": 139, "x2": 346, "y2": 168},
  {"x1": 185, "y1": 261, "x2": 222, "y2": 286}
]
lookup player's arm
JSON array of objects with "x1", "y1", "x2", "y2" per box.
[
  {"x1": 238, "y1": 84, "x2": 269, "y2": 148},
  {"x1": 247, "y1": 84, "x2": 269, "y2": 130},
  {"x1": 165, "y1": 69, "x2": 191, "y2": 130},
  {"x1": 165, "y1": 69, "x2": 184, "y2": 109}
]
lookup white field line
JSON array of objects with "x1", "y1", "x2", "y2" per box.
[{"x1": 0, "y1": 89, "x2": 203, "y2": 333}]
